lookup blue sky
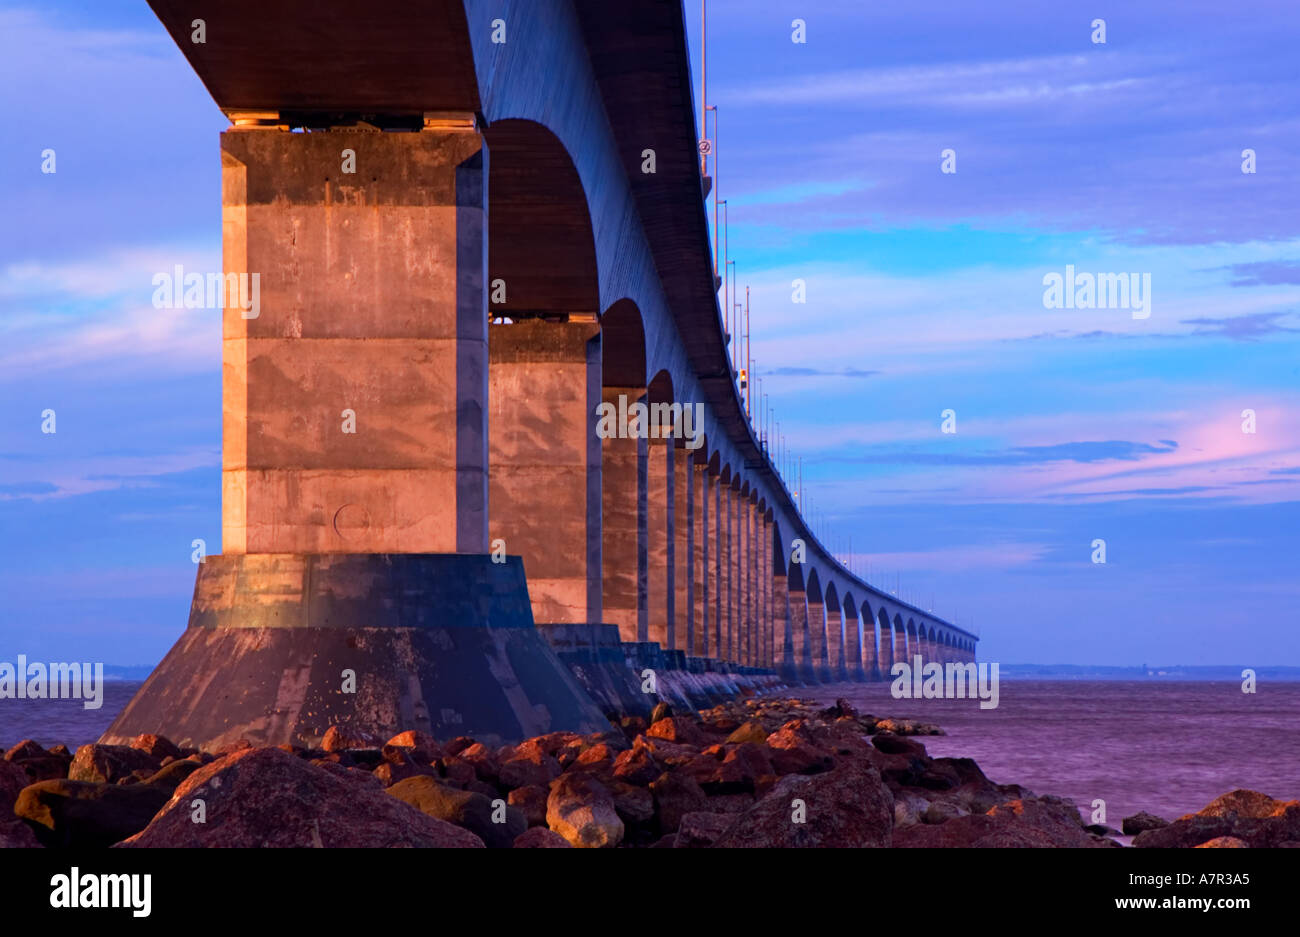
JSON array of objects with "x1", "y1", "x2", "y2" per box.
[{"x1": 1, "y1": 1, "x2": 1297, "y2": 666}]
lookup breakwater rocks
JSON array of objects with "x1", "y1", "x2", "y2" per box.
[{"x1": 2, "y1": 698, "x2": 1294, "y2": 848}]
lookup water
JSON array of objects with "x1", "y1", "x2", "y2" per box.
[
  {"x1": 805, "y1": 679, "x2": 1300, "y2": 825},
  {"x1": 0, "y1": 681, "x2": 143, "y2": 750},
  {"x1": 4, "y1": 678, "x2": 1297, "y2": 826}
]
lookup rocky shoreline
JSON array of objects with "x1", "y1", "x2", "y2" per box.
[{"x1": 3, "y1": 696, "x2": 1297, "y2": 848}]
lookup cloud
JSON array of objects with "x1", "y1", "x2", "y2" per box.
[
  {"x1": 1218, "y1": 261, "x2": 1300, "y2": 286},
  {"x1": 1180, "y1": 311, "x2": 1300, "y2": 341}
]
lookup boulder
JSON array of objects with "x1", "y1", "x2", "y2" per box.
[
  {"x1": 1133, "y1": 790, "x2": 1300, "y2": 849},
  {"x1": 118, "y1": 747, "x2": 483, "y2": 847},
  {"x1": 611, "y1": 746, "x2": 661, "y2": 786},
  {"x1": 507, "y1": 785, "x2": 549, "y2": 828},
  {"x1": 649, "y1": 771, "x2": 708, "y2": 834},
  {"x1": 68, "y1": 744, "x2": 160, "y2": 785},
  {"x1": 384, "y1": 731, "x2": 442, "y2": 764},
  {"x1": 646, "y1": 716, "x2": 704, "y2": 746},
  {"x1": 1122, "y1": 811, "x2": 1169, "y2": 835},
  {"x1": 674, "y1": 811, "x2": 733, "y2": 848},
  {"x1": 513, "y1": 826, "x2": 572, "y2": 848},
  {"x1": 711, "y1": 760, "x2": 894, "y2": 848},
  {"x1": 1196, "y1": 836, "x2": 1248, "y2": 848},
  {"x1": 15, "y1": 780, "x2": 170, "y2": 848},
  {"x1": 129, "y1": 734, "x2": 184, "y2": 761},
  {"x1": 894, "y1": 795, "x2": 1116, "y2": 848},
  {"x1": 648, "y1": 702, "x2": 674, "y2": 725},
  {"x1": 387, "y1": 775, "x2": 523, "y2": 848},
  {"x1": 724, "y1": 720, "x2": 768, "y2": 746},
  {"x1": 546, "y1": 773, "x2": 624, "y2": 848},
  {"x1": 764, "y1": 723, "x2": 834, "y2": 776},
  {"x1": 5, "y1": 740, "x2": 71, "y2": 783},
  {"x1": 499, "y1": 747, "x2": 562, "y2": 790}
]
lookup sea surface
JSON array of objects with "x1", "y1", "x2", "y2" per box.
[
  {"x1": 805, "y1": 679, "x2": 1300, "y2": 827},
  {"x1": 3, "y1": 678, "x2": 1297, "y2": 828}
]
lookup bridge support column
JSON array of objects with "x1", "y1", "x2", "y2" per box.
[
  {"x1": 826, "y1": 606, "x2": 845, "y2": 682},
  {"x1": 647, "y1": 437, "x2": 673, "y2": 650},
  {"x1": 878, "y1": 612, "x2": 895, "y2": 676},
  {"x1": 808, "y1": 595, "x2": 829, "y2": 683},
  {"x1": 845, "y1": 610, "x2": 866, "y2": 681},
  {"x1": 711, "y1": 470, "x2": 725, "y2": 659},
  {"x1": 790, "y1": 587, "x2": 814, "y2": 683},
  {"x1": 774, "y1": 574, "x2": 794, "y2": 680},
  {"x1": 601, "y1": 387, "x2": 648, "y2": 643},
  {"x1": 761, "y1": 512, "x2": 773, "y2": 667},
  {"x1": 105, "y1": 128, "x2": 609, "y2": 748},
  {"x1": 722, "y1": 482, "x2": 735, "y2": 662},
  {"x1": 489, "y1": 319, "x2": 601, "y2": 625},
  {"x1": 694, "y1": 461, "x2": 709, "y2": 657},
  {"x1": 675, "y1": 446, "x2": 692, "y2": 656},
  {"x1": 862, "y1": 611, "x2": 880, "y2": 680},
  {"x1": 739, "y1": 491, "x2": 753, "y2": 665}
]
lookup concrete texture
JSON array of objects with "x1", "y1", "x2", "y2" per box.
[{"x1": 102, "y1": 554, "x2": 608, "y2": 749}]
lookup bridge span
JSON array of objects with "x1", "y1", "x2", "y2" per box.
[{"x1": 105, "y1": 0, "x2": 977, "y2": 749}]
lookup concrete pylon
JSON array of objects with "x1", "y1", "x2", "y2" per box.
[{"x1": 104, "y1": 127, "x2": 607, "y2": 749}]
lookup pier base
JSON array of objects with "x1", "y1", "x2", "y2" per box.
[{"x1": 100, "y1": 553, "x2": 608, "y2": 750}]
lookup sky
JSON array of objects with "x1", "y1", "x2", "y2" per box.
[{"x1": 1, "y1": 1, "x2": 1297, "y2": 667}]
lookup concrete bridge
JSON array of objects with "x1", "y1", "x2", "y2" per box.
[{"x1": 106, "y1": 0, "x2": 976, "y2": 750}]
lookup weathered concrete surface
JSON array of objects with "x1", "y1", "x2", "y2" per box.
[
  {"x1": 601, "y1": 387, "x2": 646, "y2": 644},
  {"x1": 222, "y1": 128, "x2": 488, "y2": 556},
  {"x1": 101, "y1": 554, "x2": 607, "y2": 749},
  {"x1": 489, "y1": 319, "x2": 601, "y2": 625}
]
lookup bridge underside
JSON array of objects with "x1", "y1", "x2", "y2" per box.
[{"x1": 106, "y1": 1, "x2": 975, "y2": 750}]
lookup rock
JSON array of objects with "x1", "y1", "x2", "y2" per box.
[
  {"x1": 922, "y1": 800, "x2": 969, "y2": 824},
  {"x1": 894, "y1": 795, "x2": 1116, "y2": 848},
  {"x1": 712, "y1": 760, "x2": 894, "y2": 848},
  {"x1": 507, "y1": 785, "x2": 549, "y2": 828},
  {"x1": 674, "y1": 812, "x2": 733, "y2": 848},
  {"x1": 874, "y1": 718, "x2": 943, "y2": 736},
  {"x1": 817, "y1": 698, "x2": 857, "y2": 720},
  {"x1": 0, "y1": 819, "x2": 42, "y2": 848},
  {"x1": 384, "y1": 731, "x2": 442, "y2": 764},
  {"x1": 437, "y1": 756, "x2": 477, "y2": 786},
  {"x1": 142, "y1": 758, "x2": 204, "y2": 792},
  {"x1": 764, "y1": 722, "x2": 834, "y2": 776},
  {"x1": 372, "y1": 752, "x2": 438, "y2": 788},
  {"x1": 5, "y1": 740, "x2": 71, "y2": 782},
  {"x1": 1133, "y1": 790, "x2": 1300, "y2": 849},
  {"x1": 15, "y1": 780, "x2": 171, "y2": 848},
  {"x1": 635, "y1": 735, "x2": 700, "y2": 768},
  {"x1": 610, "y1": 781, "x2": 655, "y2": 826},
  {"x1": 546, "y1": 773, "x2": 624, "y2": 848},
  {"x1": 499, "y1": 747, "x2": 562, "y2": 790},
  {"x1": 649, "y1": 771, "x2": 708, "y2": 834},
  {"x1": 617, "y1": 715, "x2": 648, "y2": 742},
  {"x1": 320, "y1": 725, "x2": 374, "y2": 753},
  {"x1": 513, "y1": 826, "x2": 572, "y2": 848},
  {"x1": 871, "y1": 733, "x2": 928, "y2": 758},
  {"x1": 68, "y1": 744, "x2": 160, "y2": 785},
  {"x1": 1122, "y1": 811, "x2": 1169, "y2": 835},
  {"x1": 649, "y1": 702, "x2": 674, "y2": 725},
  {"x1": 645, "y1": 716, "x2": 704, "y2": 746},
  {"x1": 1196, "y1": 835, "x2": 1249, "y2": 848},
  {"x1": 611, "y1": 746, "x2": 661, "y2": 786},
  {"x1": 387, "y1": 775, "x2": 523, "y2": 848},
  {"x1": 129, "y1": 734, "x2": 183, "y2": 761},
  {"x1": 458, "y1": 743, "x2": 501, "y2": 785},
  {"x1": 443, "y1": 736, "x2": 477, "y2": 758},
  {"x1": 724, "y1": 720, "x2": 769, "y2": 746},
  {"x1": 118, "y1": 747, "x2": 483, "y2": 848},
  {"x1": 1, "y1": 759, "x2": 31, "y2": 812},
  {"x1": 573, "y1": 743, "x2": 617, "y2": 773}
]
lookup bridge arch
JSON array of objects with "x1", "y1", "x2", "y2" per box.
[
  {"x1": 824, "y1": 582, "x2": 846, "y2": 681},
  {"x1": 842, "y1": 592, "x2": 865, "y2": 681}
]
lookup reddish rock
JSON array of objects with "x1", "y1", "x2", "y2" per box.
[
  {"x1": 507, "y1": 785, "x2": 549, "y2": 828},
  {"x1": 649, "y1": 771, "x2": 708, "y2": 834},
  {"x1": 547, "y1": 773, "x2": 624, "y2": 848},
  {"x1": 319, "y1": 726, "x2": 374, "y2": 753},
  {"x1": 646, "y1": 716, "x2": 704, "y2": 746},
  {"x1": 387, "y1": 775, "x2": 524, "y2": 848},
  {"x1": 635, "y1": 735, "x2": 700, "y2": 767},
  {"x1": 724, "y1": 720, "x2": 768, "y2": 745},
  {"x1": 372, "y1": 751, "x2": 438, "y2": 788},
  {"x1": 5, "y1": 740, "x2": 71, "y2": 782},
  {"x1": 118, "y1": 747, "x2": 483, "y2": 848},
  {"x1": 437, "y1": 756, "x2": 477, "y2": 786},
  {"x1": 384, "y1": 731, "x2": 442, "y2": 764},
  {"x1": 68, "y1": 744, "x2": 160, "y2": 785},
  {"x1": 649, "y1": 702, "x2": 674, "y2": 724},
  {"x1": 1196, "y1": 836, "x2": 1249, "y2": 848},
  {"x1": 573, "y1": 743, "x2": 617, "y2": 772},
  {"x1": 1, "y1": 759, "x2": 31, "y2": 811},
  {"x1": 458, "y1": 743, "x2": 501, "y2": 785},
  {"x1": 15, "y1": 780, "x2": 171, "y2": 848},
  {"x1": 674, "y1": 811, "x2": 733, "y2": 848},
  {"x1": 129, "y1": 734, "x2": 183, "y2": 761},
  {"x1": 0, "y1": 819, "x2": 41, "y2": 848},
  {"x1": 765, "y1": 723, "x2": 834, "y2": 776},
  {"x1": 1122, "y1": 811, "x2": 1169, "y2": 835},
  {"x1": 894, "y1": 796, "x2": 1115, "y2": 848},
  {"x1": 618, "y1": 715, "x2": 648, "y2": 741},
  {"x1": 712, "y1": 760, "x2": 894, "y2": 848},
  {"x1": 871, "y1": 733, "x2": 928, "y2": 758},
  {"x1": 443, "y1": 736, "x2": 477, "y2": 758},
  {"x1": 610, "y1": 781, "x2": 655, "y2": 826},
  {"x1": 1133, "y1": 790, "x2": 1300, "y2": 849},
  {"x1": 513, "y1": 826, "x2": 572, "y2": 848},
  {"x1": 499, "y1": 747, "x2": 562, "y2": 790},
  {"x1": 611, "y1": 746, "x2": 661, "y2": 786}
]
